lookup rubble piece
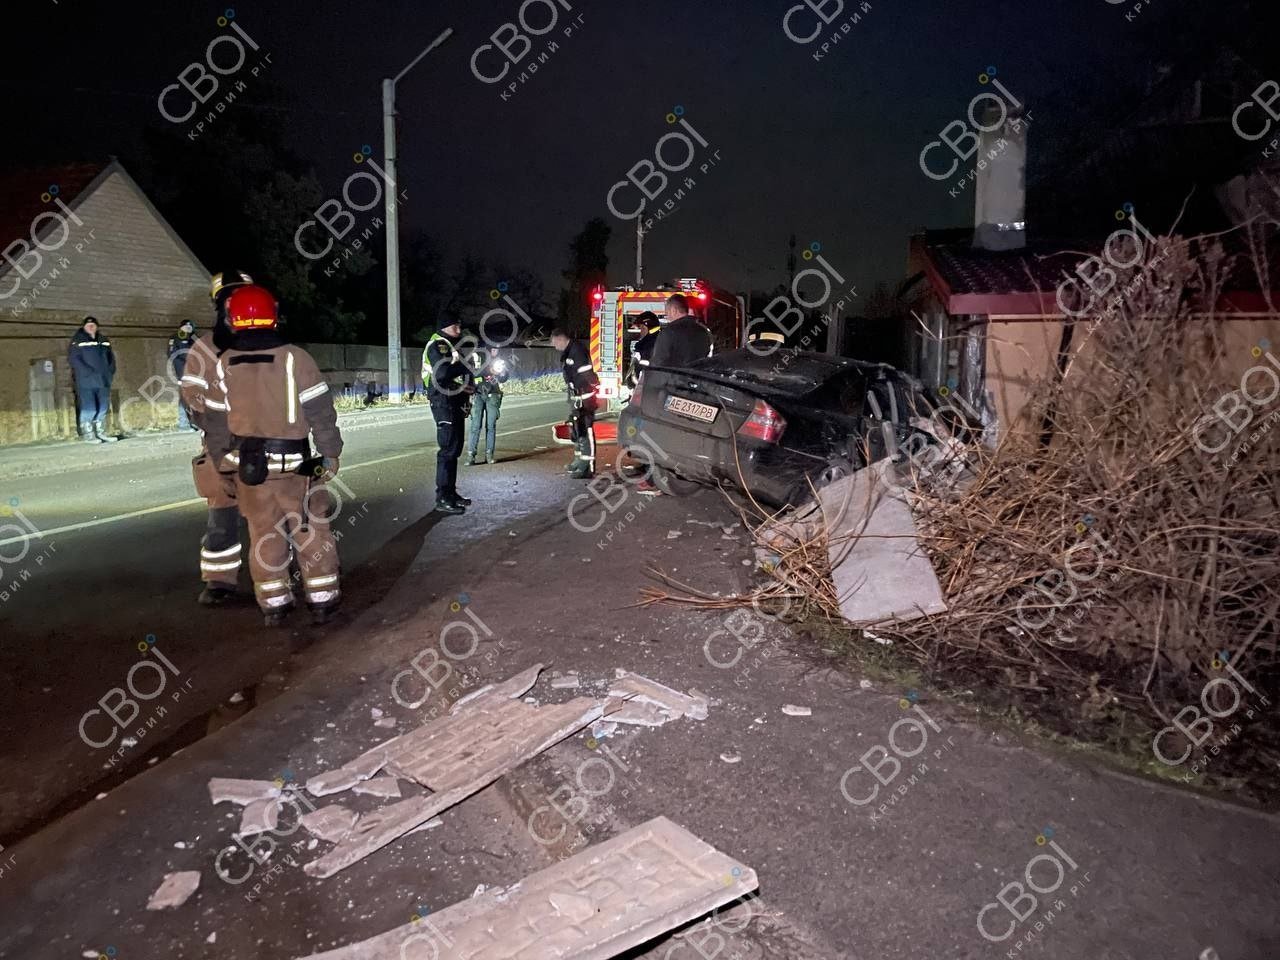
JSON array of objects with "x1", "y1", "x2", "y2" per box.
[
  {"x1": 373, "y1": 717, "x2": 397, "y2": 729},
  {"x1": 550, "y1": 673, "x2": 580, "y2": 690},
  {"x1": 590, "y1": 720, "x2": 619, "y2": 740},
  {"x1": 296, "y1": 817, "x2": 757, "y2": 960},
  {"x1": 450, "y1": 662, "x2": 545, "y2": 714},
  {"x1": 609, "y1": 701, "x2": 676, "y2": 727},
  {"x1": 720, "y1": 753, "x2": 742, "y2": 764},
  {"x1": 667, "y1": 530, "x2": 683, "y2": 539},
  {"x1": 146, "y1": 871, "x2": 201, "y2": 911},
  {"x1": 305, "y1": 696, "x2": 605, "y2": 877},
  {"x1": 239, "y1": 798, "x2": 280, "y2": 837},
  {"x1": 405, "y1": 817, "x2": 443, "y2": 836},
  {"x1": 781, "y1": 704, "x2": 812, "y2": 717},
  {"x1": 207, "y1": 778, "x2": 280, "y2": 806},
  {"x1": 820, "y1": 462, "x2": 947, "y2": 625},
  {"x1": 306, "y1": 735, "x2": 404, "y2": 798},
  {"x1": 859, "y1": 679, "x2": 873, "y2": 690},
  {"x1": 300, "y1": 805, "x2": 358, "y2": 844},
  {"x1": 353, "y1": 777, "x2": 402, "y2": 799},
  {"x1": 610, "y1": 670, "x2": 708, "y2": 721}
]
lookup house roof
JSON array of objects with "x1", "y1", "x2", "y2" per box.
[
  {"x1": 0, "y1": 162, "x2": 106, "y2": 252},
  {"x1": 916, "y1": 229, "x2": 1280, "y2": 319}
]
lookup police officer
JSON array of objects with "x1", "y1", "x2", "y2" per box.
[
  {"x1": 627, "y1": 311, "x2": 661, "y2": 388},
  {"x1": 422, "y1": 320, "x2": 474, "y2": 514},
  {"x1": 649, "y1": 293, "x2": 712, "y2": 369},
  {"x1": 466, "y1": 352, "x2": 509, "y2": 465},
  {"x1": 179, "y1": 269, "x2": 253, "y2": 606},
  {"x1": 550, "y1": 328, "x2": 599, "y2": 480},
  {"x1": 201, "y1": 284, "x2": 344, "y2": 627}
]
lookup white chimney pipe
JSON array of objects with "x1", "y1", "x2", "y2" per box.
[{"x1": 973, "y1": 108, "x2": 1027, "y2": 251}]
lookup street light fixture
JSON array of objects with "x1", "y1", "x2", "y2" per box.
[{"x1": 382, "y1": 27, "x2": 453, "y2": 403}]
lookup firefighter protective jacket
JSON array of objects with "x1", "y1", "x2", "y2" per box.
[
  {"x1": 68, "y1": 327, "x2": 116, "y2": 389},
  {"x1": 202, "y1": 337, "x2": 342, "y2": 460},
  {"x1": 560, "y1": 340, "x2": 599, "y2": 399},
  {"x1": 650, "y1": 315, "x2": 713, "y2": 369},
  {"x1": 178, "y1": 333, "x2": 225, "y2": 433},
  {"x1": 422, "y1": 332, "x2": 470, "y2": 400}
]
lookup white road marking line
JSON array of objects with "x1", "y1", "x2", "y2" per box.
[{"x1": 0, "y1": 418, "x2": 572, "y2": 547}]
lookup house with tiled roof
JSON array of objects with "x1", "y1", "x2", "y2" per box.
[
  {"x1": 903, "y1": 69, "x2": 1280, "y2": 433},
  {"x1": 0, "y1": 160, "x2": 209, "y2": 444}
]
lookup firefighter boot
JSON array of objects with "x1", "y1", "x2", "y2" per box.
[
  {"x1": 198, "y1": 585, "x2": 236, "y2": 606},
  {"x1": 263, "y1": 604, "x2": 294, "y2": 627}
]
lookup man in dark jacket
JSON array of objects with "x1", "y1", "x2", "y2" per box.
[
  {"x1": 649, "y1": 294, "x2": 713, "y2": 370},
  {"x1": 168, "y1": 320, "x2": 197, "y2": 430},
  {"x1": 68, "y1": 317, "x2": 117, "y2": 443},
  {"x1": 551, "y1": 328, "x2": 600, "y2": 480},
  {"x1": 421, "y1": 320, "x2": 474, "y2": 514}
]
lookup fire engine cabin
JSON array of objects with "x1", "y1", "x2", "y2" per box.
[{"x1": 589, "y1": 279, "x2": 745, "y2": 410}]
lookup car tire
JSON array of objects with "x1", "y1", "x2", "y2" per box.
[{"x1": 652, "y1": 466, "x2": 702, "y2": 497}]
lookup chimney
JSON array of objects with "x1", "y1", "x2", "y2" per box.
[{"x1": 973, "y1": 106, "x2": 1027, "y2": 251}]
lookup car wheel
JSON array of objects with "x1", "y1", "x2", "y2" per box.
[
  {"x1": 815, "y1": 456, "x2": 858, "y2": 489},
  {"x1": 653, "y1": 466, "x2": 702, "y2": 497}
]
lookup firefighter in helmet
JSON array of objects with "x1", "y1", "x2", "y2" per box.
[
  {"x1": 179, "y1": 269, "x2": 253, "y2": 605},
  {"x1": 627, "y1": 311, "x2": 661, "y2": 388},
  {"x1": 550, "y1": 328, "x2": 599, "y2": 480},
  {"x1": 201, "y1": 284, "x2": 344, "y2": 627}
]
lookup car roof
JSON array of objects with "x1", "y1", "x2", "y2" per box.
[{"x1": 683, "y1": 348, "x2": 904, "y2": 396}]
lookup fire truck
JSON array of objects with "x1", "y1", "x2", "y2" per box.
[{"x1": 589, "y1": 278, "x2": 745, "y2": 410}]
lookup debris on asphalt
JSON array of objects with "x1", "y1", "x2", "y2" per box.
[
  {"x1": 373, "y1": 717, "x2": 397, "y2": 729},
  {"x1": 550, "y1": 672, "x2": 581, "y2": 690},
  {"x1": 590, "y1": 719, "x2": 619, "y2": 740},
  {"x1": 208, "y1": 778, "x2": 281, "y2": 806},
  {"x1": 370, "y1": 707, "x2": 384, "y2": 719},
  {"x1": 781, "y1": 704, "x2": 812, "y2": 717},
  {"x1": 610, "y1": 669, "x2": 709, "y2": 720},
  {"x1": 353, "y1": 776, "x2": 402, "y2": 799},
  {"x1": 859, "y1": 679, "x2": 873, "y2": 689},
  {"x1": 610, "y1": 701, "x2": 675, "y2": 727},
  {"x1": 145, "y1": 870, "x2": 200, "y2": 911},
  {"x1": 306, "y1": 734, "x2": 405, "y2": 798},
  {"x1": 293, "y1": 818, "x2": 756, "y2": 960},
  {"x1": 299, "y1": 805, "x2": 358, "y2": 843},
  {"x1": 405, "y1": 816, "x2": 444, "y2": 837},
  {"x1": 451, "y1": 662, "x2": 544, "y2": 713},
  {"x1": 239, "y1": 798, "x2": 280, "y2": 836},
  {"x1": 228, "y1": 691, "x2": 246, "y2": 704},
  {"x1": 720, "y1": 753, "x2": 742, "y2": 764},
  {"x1": 302, "y1": 669, "x2": 608, "y2": 878},
  {"x1": 667, "y1": 530, "x2": 683, "y2": 539},
  {"x1": 865, "y1": 630, "x2": 892, "y2": 645},
  {"x1": 206, "y1": 932, "x2": 217, "y2": 944},
  {"x1": 819, "y1": 463, "x2": 946, "y2": 625}
]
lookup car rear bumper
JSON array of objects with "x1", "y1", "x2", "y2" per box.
[{"x1": 618, "y1": 407, "x2": 815, "y2": 506}]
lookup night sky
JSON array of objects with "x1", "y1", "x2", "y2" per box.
[{"x1": 11, "y1": 0, "x2": 1254, "y2": 306}]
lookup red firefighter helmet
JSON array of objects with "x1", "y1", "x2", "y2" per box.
[{"x1": 225, "y1": 284, "x2": 279, "y2": 331}]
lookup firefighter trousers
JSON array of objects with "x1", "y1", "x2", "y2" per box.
[
  {"x1": 570, "y1": 400, "x2": 597, "y2": 471},
  {"x1": 192, "y1": 452, "x2": 241, "y2": 588},
  {"x1": 236, "y1": 472, "x2": 340, "y2": 613}
]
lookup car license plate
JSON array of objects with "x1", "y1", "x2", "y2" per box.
[{"x1": 665, "y1": 395, "x2": 718, "y2": 423}]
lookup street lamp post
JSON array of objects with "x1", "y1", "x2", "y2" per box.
[{"x1": 382, "y1": 27, "x2": 453, "y2": 403}]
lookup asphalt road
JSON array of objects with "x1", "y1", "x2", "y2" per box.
[{"x1": 0, "y1": 396, "x2": 571, "y2": 839}]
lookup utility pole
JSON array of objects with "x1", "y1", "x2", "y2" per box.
[
  {"x1": 635, "y1": 218, "x2": 644, "y2": 288},
  {"x1": 382, "y1": 27, "x2": 453, "y2": 403}
]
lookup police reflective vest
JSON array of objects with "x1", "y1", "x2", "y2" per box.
[{"x1": 421, "y1": 333, "x2": 457, "y2": 390}]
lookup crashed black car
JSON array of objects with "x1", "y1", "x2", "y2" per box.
[{"x1": 618, "y1": 348, "x2": 949, "y2": 506}]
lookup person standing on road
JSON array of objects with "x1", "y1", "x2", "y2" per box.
[
  {"x1": 68, "y1": 317, "x2": 117, "y2": 443},
  {"x1": 201, "y1": 284, "x2": 344, "y2": 627},
  {"x1": 551, "y1": 328, "x2": 600, "y2": 480},
  {"x1": 649, "y1": 294, "x2": 713, "y2": 370},
  {"x1": 422, "y1": 320, "x2": 474, "y2": 515},
  {"x1": 168, "y1": 320, "x2": 198, "y2": 431},
  {"x1": 466, "y1": 352, "x2": 509, "y2": 465},
  {"x1": 180, "y1": 269, "x2": 253, "y2": 606}
]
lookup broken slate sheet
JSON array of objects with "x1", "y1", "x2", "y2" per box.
[
  {"x1": 296, "y1": 817, "x2": 758, "y2": 960},
  {"x1": 303, "y1": 684, "x2": 607, "y2": 878},
  {"x1": 818, "y1": 461, "x2": 947, "y2": 625},
  {"x1": 146, "y1": 871, "x2": 201, "y2": 911}
]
